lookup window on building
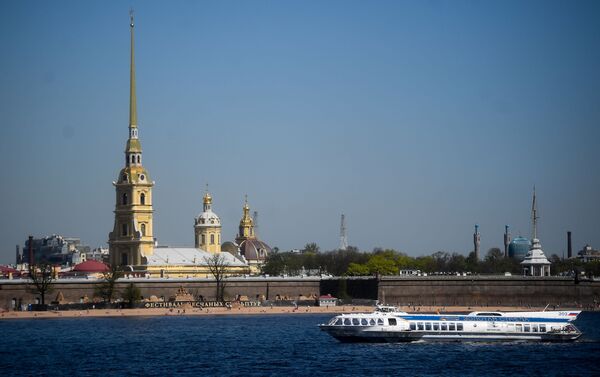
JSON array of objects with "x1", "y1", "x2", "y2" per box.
[
  {"x1": 121, "y1": 252, "x2": 128, "y2": 266},
  {"x1": 122, "y1": 224, "x2": 128, "y2": 236},
  {"x1": 210, "y1": 234, "x2": 215, "y2": 244},
  {"x1": 140, "y1": 193, "x2": 145, "y2": 205},
  {"x1": 137, "y1": 155, "x2": 140, "y2": 163},
  {"x1": 141, "y1": 224, "x2": 146, "y2": 237},
  {"x1": 122, "y1": 174, "x2": 127, "y2": 182},
  {"x1": 201, "y1": 234, "x2": 205, "y2": 245},
  {"x1": 122, "y1": 193, "x2": 128, "y2": 205}
]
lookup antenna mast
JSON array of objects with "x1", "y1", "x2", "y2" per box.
[
  {"x1": 340, "y1": 214, "x2": 348, "y2": 251},
  {"x1": 253, "y1": 211, "x2": 258, "y2": 238}
]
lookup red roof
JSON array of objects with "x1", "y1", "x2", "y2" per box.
[
  {"x1": 73, "y1": 260, "x2": 109, "y2": 273},
  {"x1": 0, "y1": 265, "x2": 19, "y2": 274},
  {"x1": 319, "y1": 294, "x2": 336, "y2": 299}
]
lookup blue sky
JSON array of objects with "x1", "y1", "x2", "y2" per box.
[{"x1": 0, "y1": 0, "x2": 598, "y2": 264}]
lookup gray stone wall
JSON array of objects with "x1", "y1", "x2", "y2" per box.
[
  {"x1": 379, "y1": 276, "x2": 600, "y2": 308},
  {"x1": 0, "y1": 278, "x2": 321, "y2": 310}
]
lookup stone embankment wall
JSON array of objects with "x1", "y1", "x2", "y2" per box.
[
  {"x1": 1, "y1": 276, "x2": 599, "y2": 310},
  {"x1": 379, "y1": 276, "x2": 600, "y2": 308},
  {"x1": 0, "y1": 278, "x2": 321, "y2": 310}
]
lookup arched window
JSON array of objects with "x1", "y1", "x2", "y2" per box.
[
  {"x1": 122, "y1": 174, "x2": 127, "y2": 182},
  {"x1": 141, "y1": 223, "x2": 146, "y2": 236},
  {"x1": 201, "y1": 234, "x2": 205, "y2": 245},
  {"x1": 122, "y1": 193, "x2": 128, "y2": 205},
  {"x1": 121, "y1": 223, "x2": 128, "y2": 236},
  {"x1": 210, "y1": 234, "x2": 215, "y2": 244},
  {"x1": 131, "y1": 155, "x2": 135, "y2": 164},
  {"x1": 140, "y1": 193, "x2": 146, "y2": 205},
  {"x1": 121, "y1": 252, "x2": 128, "y2": 266},
  {"x1": 137, "y1": 155, "x2": 141, "y2": 163}
]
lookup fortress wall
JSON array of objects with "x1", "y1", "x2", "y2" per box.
[
  {"x1": 0, "y1": 278, "x2": 321, "y2": 309},
  {"x1": 379, "y1": 277, "x2": 600, "y2": 308},
  {"x1": 1, "y1": 276, "x2": 598, "y2": 310}
]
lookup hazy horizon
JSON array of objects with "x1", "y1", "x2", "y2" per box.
[{"x1": 1, "y1": 1, "x2": 599, "y2": 264}]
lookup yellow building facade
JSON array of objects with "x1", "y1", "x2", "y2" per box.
[{"x1": 108, "y1": 15, "x2": 155, "y2": 267}]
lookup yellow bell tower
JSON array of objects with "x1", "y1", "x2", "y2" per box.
[
  {"x1": 236, "y1": 195, "x2": 256, "y2": 243},
  {"x1": 108, "y1": 11, "x2": 155, "y2": 267},
  {"x1": 194, "y1": 188, "x2": 222, "y2": 253}
]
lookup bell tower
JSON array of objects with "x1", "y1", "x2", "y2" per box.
[
  {"x1": 236, "y1": 195, "x2": 256, "y2": 244},
  {"x1": 108, "y1": 11, "x2": 155, "y2": 267},
  {"x1": 194, "y1": 188, "x2": 222, "y2": 253}
]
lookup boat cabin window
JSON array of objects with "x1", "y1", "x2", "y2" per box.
[
  {"x1": 539, "y1": 325, "x2": 546, "y2": 332},
  {"x1": 516, "y1": 324, "x2": 523, "y2": 332},
  {"x1": 352, "y1": 318, "x2": 360, "y2": 326},
  {"x1": 388, "y1": 318, "x2": 397, "y2": 326},
  {"x1": 377, "y1": 319, "x2": 384, "y2": 326},
  {"x1": 410, "y1": 323, "x2": 416, "y2": 330},
  {"x1": 449, "y1": 323, "x2": 456, "y2": 331},
  {"x1": 417, "y1": 323, "x2": 424, "y2": 330},
  {"x1": 524, "y1": 325, "x2": 530, "y2": 333},
  {"x1": 532, "y1": 325, "x2": 538, "y2": 333},
  {"x1": 344, "y1": 318, "x2": 351, "y2": 326},
  {"x1": 433, "y1": 323, "x2": 439, "y2": 331},
  {"x1": 425, "y1": 323, "x2": 432, "y2": 331},
  {"x1": 369, "y1": 319, "x2": 376, "y2": 326},
  {"x1": 332, "y1": 318, "x2": 343, "y2": 326},
  {"x1": 361, "y1": 318, "x2": 369, "y2": 326},
  {"x1": 441, "y1": 323, "x2": 448, "y2": 331},
  {"x1": 457, "y1": 323, "x2": 463, "y2": 331}
]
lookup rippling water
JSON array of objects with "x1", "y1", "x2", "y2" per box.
[{"x1": 1, "y1": 312, "x2": 599, "y2": 376}]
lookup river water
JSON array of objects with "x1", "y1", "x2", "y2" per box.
[{"x1": 1, "y1": 311, "x2": 599, "y2": 376}]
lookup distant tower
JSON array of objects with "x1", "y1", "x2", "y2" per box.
[
  {"x1": 108, "y1": 11, "x2": 155, "y2": 267},
  {"x1": 504, "y1": 225, "x2": 511, "y2": 258},
  {"x1": 15, "y1": 245, "x2": 21, "y2": 264},
  {"x1": 521, "y1": 186, "x2": 551, "y2": 276},
  {"x1": 253, "y1": 211, "x2": 258, "y2": 238},
  {"x1": 340, "y1": 214, "x2": 348, "y2": 251},
  {"x1": 473, "y1": 224, "x2": 480, "y2": 260},
  {"x1": 567, "y1": 231, "x2": 572, "y2": 259},
  {"x1": 194, "y1": 188, "x2": 222, "y2": 253},
  {"x1": 236, "y1": 195, "x2": 256, "y2": 243}
]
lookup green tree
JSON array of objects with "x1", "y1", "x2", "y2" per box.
[
  {"x1": 94, "y1": 264, "x2": 122, "y2": 303},
  {"x1": 366, "y1": 254, "x2": 398, "y2": 275},
  {"x1": 346, "y1": 263, "x2": 370, "y2": 276},
  {"x1": 122, "y1": 283, "x2": 141, "y2": 308},
  {"x1": 27, "y1": 262, "x2": 55, "y2": 306},
  {"x1": 303, "y1": 242, "x2": 320, "y2": 254}
]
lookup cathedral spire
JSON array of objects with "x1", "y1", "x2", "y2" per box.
[
  {"x1": 129, "y1": 9, "x2": 137, "y2": 130},
  {"x1": 531, "y1": 186, "x2": 539, "y2": 241}
]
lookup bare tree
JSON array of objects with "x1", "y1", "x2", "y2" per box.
[
  {"x1": 204, "y1": 253, "x2": 228, "y2": 302},
  {"x1": 94, "y1": 264, "x2": 123, "y2": 303},
  {"x1": 27, "y1": 262, "x2": 55, "y2": 306}
]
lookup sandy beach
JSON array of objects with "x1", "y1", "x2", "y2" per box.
[{"x1": 0, "y1": 304, "x2": 572, "y2": 320}]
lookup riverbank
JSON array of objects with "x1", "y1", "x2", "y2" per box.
[{"x1": 1, "y1": 304, "x2": 582, "y2": 320}]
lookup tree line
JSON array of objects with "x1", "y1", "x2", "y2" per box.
[{"x1": 262, "y1": 244, "x2": 600, "y2": 277}]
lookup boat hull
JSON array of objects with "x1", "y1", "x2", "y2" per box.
[{"x1": 320, "y1": 326, "x2": 581, "y2": 343}]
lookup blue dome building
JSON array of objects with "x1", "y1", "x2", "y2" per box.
[{"x1": 508, "y1": 237, "x2": 530, "y2": 261}]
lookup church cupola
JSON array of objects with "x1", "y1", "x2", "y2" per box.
[
  {"x1": 236, "y1": 195, "x2": 255, "y2": 243},
  {"x1": 194, "y1": 187, "x2": 221, "y2": 253}
]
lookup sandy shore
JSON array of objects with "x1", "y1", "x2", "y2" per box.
[{"x1": 0, "y1": 304, "x2": 573, "y2": 320}]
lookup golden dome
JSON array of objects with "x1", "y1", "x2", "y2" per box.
[{"x1": 203, "y1": 191, "x2": 212, "y2": 204}]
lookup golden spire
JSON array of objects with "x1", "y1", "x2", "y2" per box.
[
  {"x1": 203, "y1": 184, "x2": 212, "y2": 205},
  {"x1": 129, "y1": 9, "x2": 137, "y2": 129}
]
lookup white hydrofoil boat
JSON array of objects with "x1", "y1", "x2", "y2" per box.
[{"x1": 319, "y1": 306, "x2": 582, "y2": 342}]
